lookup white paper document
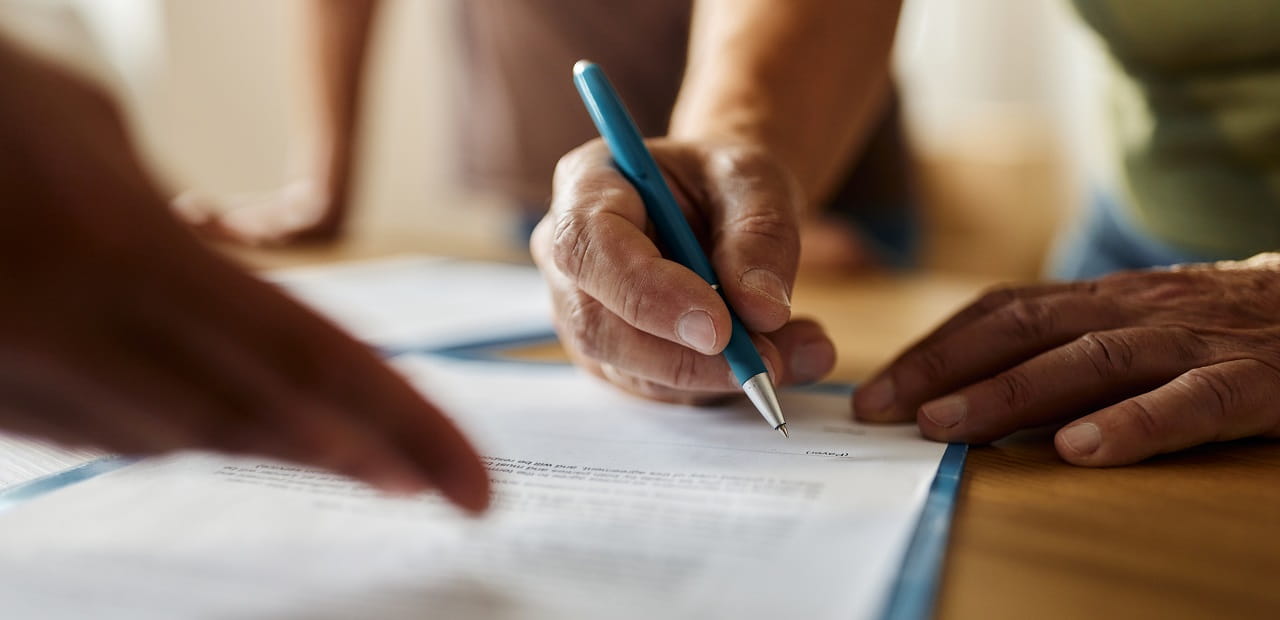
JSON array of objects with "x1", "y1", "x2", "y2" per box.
[
  {"x1": 270, "y1": 255, "x2": 552, "y2": 350},
  {"x1": 0, "y1": 356, "x2": 945, "y2": 620}
]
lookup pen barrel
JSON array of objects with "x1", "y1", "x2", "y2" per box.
[
  {"x1": 574, "y1": 60, "x2": 771, "y2": 387},
  {"x1": 629, "y1": 182, "x2": 719, "y2": 284},
  {"x1": 633, "y1": 173, "x2": 768, "y2": 385},
  {"x1": 723, "y1": 316, "x2": 769, "y2": 384}
]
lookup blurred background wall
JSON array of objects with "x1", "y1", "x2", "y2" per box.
[{"x1": 0, "y1": 0, "x2": 1110, "y2": 279}]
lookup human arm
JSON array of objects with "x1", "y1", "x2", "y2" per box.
[
  {"x1": 0, "y1": 35, "x2": 488, "y2": 511},
  {"x1": 671, "y1": 0, "x2": 900, "y2": 207},
  {"x1": 174, "y1": 0, "x2": 381, "y2": 245},
  {"x1": 531, "y1": 1, "x2": 901, "y2": 401}
]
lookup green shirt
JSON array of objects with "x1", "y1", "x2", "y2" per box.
[{"x1": 1071, "y1": 0, "x2": 1280, "y2": 255}]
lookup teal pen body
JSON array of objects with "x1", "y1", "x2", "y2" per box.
[{"x1": 571, "y1": 61, "x2": 770, "y2": 388}]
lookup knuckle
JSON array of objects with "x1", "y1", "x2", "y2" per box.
[
  {"x1": 529, "y1": 216, "x2": 556, "y2": 265},
  {"x1": 663, "y1": 347, "x2": 705, "y2": 389},
  {"x1": 551, "y1": 212, "x2": 594, "y2": 281},
  {"x1": 612, "y1": 274, "x2": 647, "y2": 327},
  {"x1": 552, "y1": 139, "x2": 604, "y2": 187},
  {"x1": 564, "y1": 294, "x2": 609, "y2": 361},
  {"x1": 706, "y1": 145, "x2": 800, "y2": 213},
  {"x1": 708, "y1": 144, "x2": 773, "y2": 178},
  {"x1": 1077, "y1": 331, "x2": 1136, "y2": 379},
  {"x1": 1000, "y1": 298, "x2": 1055, "y2": 341},
  {"x1": 1163, "y1": 326, "x2": 1207, "y2": 364},
  {"x1": 975, "y1": 286, "x2": 1020, "y2": 313},
  {"x1": 636, "y1": 378, "x2": 714, "y2": 405},
  {"x1": 1175, "y1": 367, "x2": 1238, "y2": 428},
  {"x1": 550, "y1": 189, "x2": 632, "y2": 284},
  {"x1": 1117, "y1": 398, "x2": 1164, "y2": 442},
  {"x1": 551, "y1": 152, "x2": 579, "y2": 187},
  {"x1": 913, "y1": 347, "x2": 952, "y2": 385},
  {"x1": 1134, "y1": 279, "x2": 1199, "y2": 305},
  {"x1": 991, "y1": 369, "x2": 1036, "y2": 412},
  {"x1": 725, "y1": 209, "x2": 798, "y2": 249}
]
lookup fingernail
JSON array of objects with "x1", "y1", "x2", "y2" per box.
[
  {"x1": 858, "y1": 378, "x2": 895, "y2": 413},
  {"x1": 739, "y1": 268, "x2": 790, "y2": 308},
  {"x1": 1060, "y1": 423, "x2": 1101, "y2": 456},
  {"x1": 790, "y1": 340, "x2": 835, "y2": 383},
  {"x1": 677, "y1": 310, "x2": 718, "y2": 353},
  {"x1": 921, "y1": 395, "x2": 968, "y2": 428}
]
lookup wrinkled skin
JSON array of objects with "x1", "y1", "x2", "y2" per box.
[
  {"x1": 854, "y1": 255, "x2": 1280, "y2": 465},
  {"x1": 531, "y1": 139, "x2": 838, "y2": 404}
]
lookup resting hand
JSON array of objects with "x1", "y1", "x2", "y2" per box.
[
  {"x1": 172, "y1": 178, "x2": 345, "y2": 246},
  {"x1": 854, "y1": 255, "x2": 1280, "y2": 465},
  {"x1": 531, "y1": 139, "x2": 836, "y2": 403}
]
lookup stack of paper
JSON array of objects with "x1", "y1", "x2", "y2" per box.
[
  {"x1": 0, "y1": 254, "x2": 953, "y2": 619},
  {"x1": 0, "y1": 356, "x2": 944, "y2": 619}
]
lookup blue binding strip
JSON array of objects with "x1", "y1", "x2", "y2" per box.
[
  {"x1": 379, "y1": 328, "x2": 560, "y2": 362},
  {"x1": 788, "y1": 381, "x2": 967, "y2": 620},
  {"x1": 880, "y1": 442, "x2": 968, "y2": 620},
  {"x1": 0, "y1": 456, "x2": 136, "y2": 514}
]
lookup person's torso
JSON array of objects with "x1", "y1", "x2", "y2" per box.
[
  {"x1": 457, "y1": 0, "x2": 692, "y2": 208},
  {"x1": 1071, "y1": 0, "x2": 1280, "y2": 256}
]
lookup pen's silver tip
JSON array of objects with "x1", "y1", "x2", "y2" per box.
[
  {"x1": 742, "y1": 372, "x2": 786, "y2": 433},
  {"x1": 776, "y1": 424, "x2": 790, "y2": 439}
]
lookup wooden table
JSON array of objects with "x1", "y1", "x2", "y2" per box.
[
  {"x1": 789, "y1": 271, "x2": 1280, "y2": 620},
  {"x1": 228, "y1": 237, "x2": 1280, "y2": 620}
]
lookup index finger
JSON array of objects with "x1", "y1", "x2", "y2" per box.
[
  {"x1": 544, "y1": 141, "x2": 732, "y2": 355},
  {"x1": 168, "y1": 262, "x2": 493, "y2": 513},
  {"x1": 854, "y1": 289, "x2": 1128, "y2": 422}
]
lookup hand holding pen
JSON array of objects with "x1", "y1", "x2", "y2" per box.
[{"x1": 530, "y1": 62, "x2": 837, "y2": 421}]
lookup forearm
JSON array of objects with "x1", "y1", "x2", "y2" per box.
[
  {"x1": 297, "y1": 0, "x2": 380, "y2": 206},
  {"x1": 669, "y1": 0, "x2": 901, "y2": 208}
]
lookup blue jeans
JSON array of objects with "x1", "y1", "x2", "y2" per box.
[{"x1": 1049, "y1": 194, "x2": 1235, "y2": 281}]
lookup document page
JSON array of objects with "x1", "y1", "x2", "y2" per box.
[
  {"x1": 0, "y1": 356, "x2": 945, "y2": 620},
  {"x1": 270, "y1": 255, "x2": 552, "y2": 349}
]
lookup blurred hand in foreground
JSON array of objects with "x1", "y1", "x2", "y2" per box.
[
  {"x1": 0, "y1": 38, "x2": 489, "y2": 512},
  {"x1": 531, "y1": 139, "x2": 837, "y2": 404},
  {"x1": 854, "y1": 256, "x2": 1280, "y2": 465}
]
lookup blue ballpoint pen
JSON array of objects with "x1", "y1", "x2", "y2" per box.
[{"x1": 572, "y1": 60, "x2": 788, "y2": 438}]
